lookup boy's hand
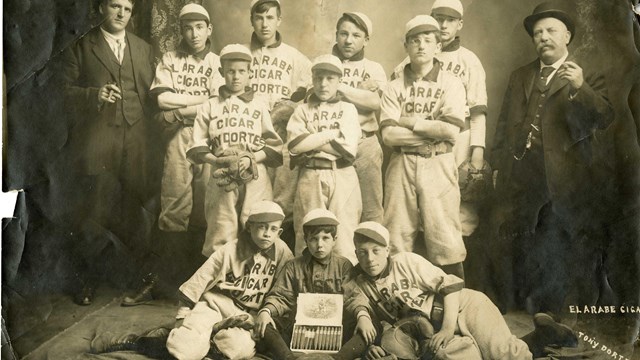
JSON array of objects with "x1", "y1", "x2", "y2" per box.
[
  {"x1": 365, "y1": 344, "x2": 388, "y2": 359},
  {"x1": 255, "y1": 310, "x2": 276, "y2": 338},
  {"x1": 356, "y1": 316, "x2": 377, "y2": 344},
  {"x1": 428, "y1": 327, "x2": 454, "y2": 354}
]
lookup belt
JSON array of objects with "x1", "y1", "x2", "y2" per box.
[
  {"x1": 399, "y1": 142, "x2": 453, "y2": 158},
  {"x1": 303, "y1": 158, "x2": 351, "y2": 170},
  {"x1": 361, "y1": 130, "x2": 376, "y2": 139}
]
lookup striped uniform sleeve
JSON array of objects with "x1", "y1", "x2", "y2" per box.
[
  {"x1": 150, "y1": 52, "x2": 176, "y2": 99},
  {"x1": 402, "y1": 253, "x2": 464, "y2": 296},
  {"x1": 263, "y1": 259, "x2": 298, "y2": 318},
  {"x1": 329, "y1": 103, "x2": 361, "y2": 163},
  {"x1": 186, "y1": 100, "x2": 214, "y2": 163},
  {"x1": 178, "y1": 248, "x2": 226, "y2": 304},
  {"x1": 258, "y1": 100, "x2": 284, "y2": 167},
  {"x1": 465, "y1": 51, "x2": 488, "y2": 148}
]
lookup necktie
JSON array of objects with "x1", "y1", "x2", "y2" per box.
[
  {"x1": 115, "y1": 39, "x2": 124, "y2": 64},
  {"x1": 539, "y1": 66, "x2": 554, "y2": 87}
]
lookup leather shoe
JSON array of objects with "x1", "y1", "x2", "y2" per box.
[
  {"x1": 91, "y1": 331, "x2": 139, "y2": 353},
  {"x1": 75, "y1": 284, "x2": 95, "y2": 306},
  {"x1": 121, "y1": 273, "x2": 158, "y2": 306}
]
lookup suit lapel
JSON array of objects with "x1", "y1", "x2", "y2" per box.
[
  {"x1": 91, "y1": 29, "x2": 119, "y2": 80},
  {"x1": 522, "y1": 61, "x2": 538, "y2": 102}
]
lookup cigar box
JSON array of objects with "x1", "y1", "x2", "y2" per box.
[{"x1": 290, "y1": 293, "x2": 343, "y2": 353}]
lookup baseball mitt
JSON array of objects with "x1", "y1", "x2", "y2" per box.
[
  {"x1": 213, "y1": 147, "x2": 259, "y2": 192},
  {"x1": 458, "y1": 159, "x2": 492, "y2": 203}
]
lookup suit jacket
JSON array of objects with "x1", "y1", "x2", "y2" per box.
[
  {"x1": 491, "y1": 56, "x2": 614, "y2": 224},
  {"x1": 62, "y1": 26, "x2": 155, "y2": 176}
]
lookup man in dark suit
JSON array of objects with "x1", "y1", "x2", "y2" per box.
[
  {"x1": 490, "y1": 1, "x2": 614, "y2": 314},
  {"x1": 62, "y1": 0, "x2": 159, "y2": 305}
]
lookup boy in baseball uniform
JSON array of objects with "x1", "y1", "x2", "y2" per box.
[
  {"x1": 332, "y1": 12, "x2": 387, "y2": 223},
  {"x1": 247, "y1": 0, "x2": 312, "y2": 246},
  {"x1": 287, "y1": 54, "x2": 362, "y2": 264},
  {"x1": 152, "y1": 4, "x2": 223, "y2": 233},
  {"x1": 335, "y1": 222, "x2": 575, "y2": 360},
  {"x1": 392, "y1": 0, "x2": 488, "y2": 236},
  {"x1": 187, "y1": 44, "x2": 283, "y2": 256},
  {"x1": 166, "y1": 200, "x2": 294, "y2": 360},
  {"x1": 381, "y1": 15, "x2": 466, "y2": 278},
  {"x1": 254, "y1": 208, "x2": 353, "y2": 360}
]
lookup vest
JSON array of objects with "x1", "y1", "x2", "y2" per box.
[
  {"x1": 523, "y1": 72, "x2": 552, "y2": 148},
  {"x1": 115, "y1": 40, "x2": 144, "y2": 126}
]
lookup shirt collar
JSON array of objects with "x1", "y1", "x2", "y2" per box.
[
  {"x1": 218, "y1": 86, "x2": 255, "y2": 102},
  {"x1": 540, "y1": 51, "x2": 569, "y2": 71},
  {"x1": 100, "y1": 27, "x2": 126, "y2": 43},
  {"x1": 236, "y1": 231, "x2": 277, "y2": 261},
  {"x1": 441, "y1": 36, "x2": 461, "y2": 52},
  {"x1": 302, "y1": 248, "x2": 333, "y2": 266},
  {"x1": 307, "y1": 92, "x2": 342, "y2": 107},
  {"x1": 332, "y1": 44, "x2": 365, "y2": 62},
  {"x1": 250, "y1": 31, "x2": 283, "y2": 50},
  {"x1": 177, "y1": 39, "x2": 213, "y2": 60},
  {"x1": 403, "y1": 59, "x2": 441, "y2": 87}
]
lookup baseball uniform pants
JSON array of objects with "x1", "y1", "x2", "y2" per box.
[
  {"x1": 384, "y1": 152, "x2": 466, "y2": 265},
  {"x1": 293, "y1": 166, "x2": 362, "y2": 264},
  {"x1": 202, "y1": 163, "x2": 273, "y2": 257},
  {"x1": 354, "y1": 135, "x2": 384, "y2": 223},
  {"x1": 159, "y1": 126, "x2": 210, "y2": 232}
]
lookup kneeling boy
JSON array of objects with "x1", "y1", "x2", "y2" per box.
[{"x1": 255, "y1": 208, "x2": 353, "y2": 359}]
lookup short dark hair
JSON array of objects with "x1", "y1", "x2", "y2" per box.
[
  {"x1": 252, "y1": 1, "x2": 281, "y2": 17},
  {"x1": 303, "y1": 224, "x2": 337, "y2": 240},
  {"x1": 406, "y1": 30, "x2": 441, "y2": 44},
  {"x1": 99, "y1": 0, "x2": 136, "y2": 8}
]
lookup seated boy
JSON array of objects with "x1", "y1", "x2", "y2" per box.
[
  {"x1": 90, "y1": 201, "x2": 294, "y2": 360},
  {"x1": 166, "y1": 200, "x2": 294, "y2": 359},
  {"x1": 254, "y1": 208, "x2": 353, "y2": 359},
  {"x1": 187, "y1": 44, "x2": 283, "y2": 257},
  {"x1": 336, "y1": 221, "x2": 577, "y2": 360},
  {"x1": 287, "y1": 54, "x2": 362, "y2": 263}
]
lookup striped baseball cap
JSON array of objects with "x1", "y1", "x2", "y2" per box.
[
  {"x1": 219, "y1": 44, "x2": 252, "y2": 62},
  {"x1": 312, "y1": 54, "x2": 343, "y2": 75},
  {"x1": 404, "y1": 15, "x2": 440, "y2": 39},
  {"x1": 247, "y1": 200, "x2": 285, "y2": 223},
  {"x1": 342, "y1": 12, "x2": 373, "y2": 36},
  {"x1": 302, "y1": 209, "x2": 340, "y2": 227},
  {"x1": 354, "y1": 221, "x2": 389, "y2": 247},
  {"x1": 431, "y1": 0, "x2": 464, "y2": 19},
  {"x1": 179, "y1": 4, "x2": 210, "y2": 22}
]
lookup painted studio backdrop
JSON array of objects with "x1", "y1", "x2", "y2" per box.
[{"x1": 2, "y1": 0, "x2": 640, "y2": 358}]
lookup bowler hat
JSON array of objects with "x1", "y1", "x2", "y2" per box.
[{"x1": 524, "y1": 1, "x2": 575, "y2": 43}]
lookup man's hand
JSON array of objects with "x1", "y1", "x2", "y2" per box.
[
  {"x1": 558, "y1": 61, "x2": 584, "y2": 91},
  {"x1": 356, "y1": 316, "x2": 377, "y2": 344},
  {"x1": 428, "y1": 328, "x2": 454, "y2": 354},
  {"x1": 365, "y1": 344, "x2": 388, "y2": 360},
  {"x1": 98, "y1": 82, "x2": 122, "y2": 104},
  {"x1": 358, "y1": 79, "x2": 380, "y2": 92},
  {"x1": 255, "y1": 310, "x2": 276, "y2": 338},
  {"x1": 398, "y1": 116, "x2": 418, "y2": 129}
]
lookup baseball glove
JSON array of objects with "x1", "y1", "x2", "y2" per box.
[
  {"x1": 458, "y1": 159, "x2": 492, "y2": 203},
  {"x1": 380, "y1": 316, "x2": 435, "y2": 360},
  {"x1": 271, "y1": 100, "x2": 297, "y2": 142},
  {"x1": 212, "y1": 147, "x2": 258, "y2": 192}
]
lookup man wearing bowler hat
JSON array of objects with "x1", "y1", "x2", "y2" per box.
[{"x1": 490, "y1": 1, "x2": 615, "y2": 314}]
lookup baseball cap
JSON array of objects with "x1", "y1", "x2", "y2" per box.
[
  {"x1": 212, "y1": 328, "x2": 256, "y2": 359},
  {"x1": 302, "y1": 208, "x2": 340, "y2": 227},
  {"x1": 179, "y1": 4, "x2": 210, "y2": 22},
  {"x1": 219, "y1": 44, "x2": 253, "y2": 62},
  {"x1": 250, "y1": 0, "x2": 280, "y2": 13},
  {"x1": 312, "y1": 54, "x2": 344, "y2": 76},
  {"x1": 354, "y1": 221, "x2": 389, "y2": 247},
  {"x1": 431, "y1": 0, "x2": 464, "y2": 19},
  {"x1": 523, "y1": 1, "x2": 575, "y2": 43},
  {"x1": 246, "y1": 200, "x2": 285, "y2": 223},
  {"x1": 342, "y1": 12, "x2": 373, "y2": 36},
  {"x1": 404, "y1": 15, "x2": 440, "y2": 39}
]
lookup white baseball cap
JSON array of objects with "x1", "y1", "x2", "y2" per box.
[
  {"x1": 342, "y1": 12, "x2": 373, "y2": 36},
  {"x1": 354, "y1": 221, "x2": 390, "y2": 247},
  {"x1": 302, "y1": 208, "x2": 340, "y2": 227},
  {"x1": 404, "y1": 15, "x2": 441, "y2": 39},
  {"x1": 246, "y1": 200, "x2": 285, "y2": 223},
  {"x1": 431, "y1": 0, "x2": 464, "y2": 19},
  {"x1": 312, "y1": 54, "x2": 344, "y2": 76},
  {"x1": 219, "y1": 43, "x2": 253, "y2": 62},
  {"x1": 179, "y1": 4, "x2": 210, "y2": 22}
]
